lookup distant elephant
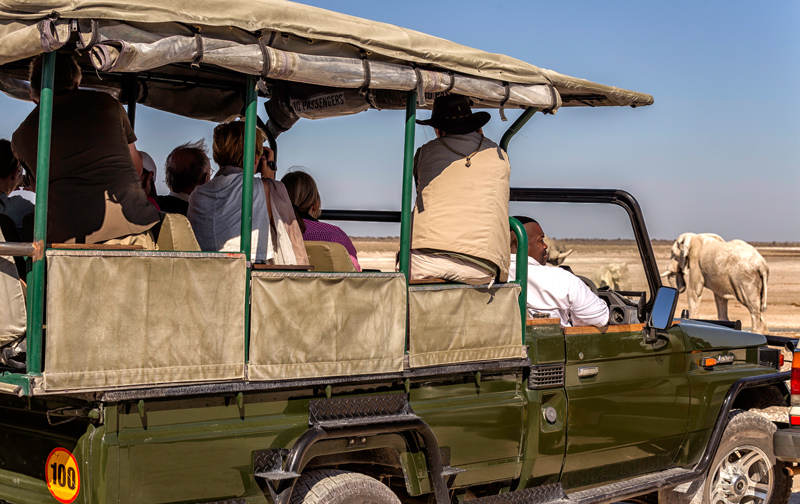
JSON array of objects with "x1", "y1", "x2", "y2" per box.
[
  {"x1": 543, "y1": 236, "x2": 573, "y2": 266},
  {"x1": 661, "y1": 233, "x2": 768, "y2": 334},
  {"x1": 592, "y1": 263, "x2": 629, "y2": 291}
]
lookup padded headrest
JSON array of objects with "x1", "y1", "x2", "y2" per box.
[{"x1": 304, "y1": 241, "x2": 356, "y2": 272}]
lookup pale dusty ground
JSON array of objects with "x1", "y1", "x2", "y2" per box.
[{"x1": 353, "y1": 239, "x2": 800, "y2": 335}]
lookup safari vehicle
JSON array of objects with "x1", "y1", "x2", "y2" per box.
[{"x1": 0, "y1": 2, "x2": 796, "y2": 504}]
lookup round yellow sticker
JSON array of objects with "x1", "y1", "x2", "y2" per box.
[{"x1": 45, "y1": 448, "x2": 80, "y2": 504}]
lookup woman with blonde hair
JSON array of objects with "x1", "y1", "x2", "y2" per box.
[
  {"x1": 281, "y1": 170, "x2": 361, "y2": 271},
  {"x1": 188, "y1": 119, "x2": 306, "y2": 264}
]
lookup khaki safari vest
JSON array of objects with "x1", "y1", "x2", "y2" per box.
[{"x1": 411, "y1": 132, "x2": 511, "y2": 281}]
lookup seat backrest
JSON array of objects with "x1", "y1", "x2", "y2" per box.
[
  {"x1": 157, "y1": 213, "x2": 201, "y2": 251},
  {"x1": 0, "y1": 227, "x2": 26, "y2": 347},
  {"x1": 304, "y1": 241, "x2": 356, "y2": 272}
]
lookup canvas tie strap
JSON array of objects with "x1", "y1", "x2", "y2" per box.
[
  {"x1": 256, "y1": 34, "x2": 273, "y2": 94},
  {"x1": 499, "y1": 82, "x2": 510, "y2": 121},
  {"x1": 191, "y1": 32, "x2": 204, "y2": 68},
  {"x1": 75, "y1": 19, "x2": 98, "y2": 50},
  {"x1": 358, "y1": 50, "x2": 372, "y2": 98},
  {"x1": 444, "y1": 71, "x2": 456, "y2": 94},
  {"x1": 413, "y1": 65, "x2": 427, "y2": 107},
  {"x1": 437, "y1": 134, "x2": 484, "y2": 167}
]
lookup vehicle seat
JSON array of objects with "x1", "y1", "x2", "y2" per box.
[
  {"x1": 304, "y1": 241, "x2": 356, "y2": 272},
  {"x1": 156, "y1": 213, "x2": 201, "y2": 252}
]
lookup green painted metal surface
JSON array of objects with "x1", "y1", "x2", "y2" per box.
[
  {"x1": 0, "y1": 372, "x2": 31, "y2": 396},
  {"x1": 241, "y1": 76, "x2": 257, "y2": 362},
  {"x1": 525, "y1": 322, "x2": 565, "y2": 364},
  {"x1": 499, "y1": 107, "x2": 538, "y2": 153},
  {"x1": 409, "y1": 373, "x2": 525, "y2": 487},
  {"x1": 397, "y1": 91, "x2": 416, "y2": 279},
  {"x1": 517, "y1": 389, "x2": 566, "y2": 489},
  {"x1": 240, "y1": 76, "x2": 258, "y2": 257},
  {"x1": 680, "y1": 319, "x2": 767, "y2": 351},
  {"x1": 509, "y1": 217, "x2": 528, "y2": 344},
  {"x1": 560, "y1": 325, "x2": 690, "y2": 490},
  {"x1": 26, "y1": 51, "x2": 55, "y2": 375}
]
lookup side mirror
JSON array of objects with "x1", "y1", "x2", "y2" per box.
[{"x1": 644, "y1": 286, "x2": 679, "y2": 344}]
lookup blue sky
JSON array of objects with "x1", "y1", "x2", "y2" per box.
[{"x1": 1, "y1": 1, "x2": 797, "y2": 240}]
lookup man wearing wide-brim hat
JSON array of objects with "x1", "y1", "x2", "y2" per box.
[{"x1": 409, "y1": 94, "x2": 510, "y2": 285}]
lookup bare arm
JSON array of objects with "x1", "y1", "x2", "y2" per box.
[{"x1": 129, "y1": 143, "x2": 143, "y2": 177}]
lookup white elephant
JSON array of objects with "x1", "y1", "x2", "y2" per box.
[
  {"x1": 543, "y1": 236, "x2": 573, "y2": 266},
  {"x1": 661, "y1": 233, "x2": 769, "y2": 334},
  {"x1": 592, "y1": 263, "x2": 629, "y2": 291}
]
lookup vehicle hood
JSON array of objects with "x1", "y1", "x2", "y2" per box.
[{"x1": 678, "y1": 319, "x2": 767, "y2": 352}]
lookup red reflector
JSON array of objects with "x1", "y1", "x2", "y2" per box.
[
  {"x1": 791, "y1": 416, "x2": 800, "y2": 426},
  {"x1": 780, "y1": 354, "x2": 785, "y2": 367},
  {"x1": 792, "y1": 366, "x2": 800, "y2": 395}
]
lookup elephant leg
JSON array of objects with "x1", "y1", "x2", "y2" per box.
[
  {"x1": 750, "y1": 311, "x2": 768, "y2": 334},
  {"x1": 686, "y1": 275, "x2": 704, "y2": 318},
  {"x1": 714, "y1": 294, "x2": 729, "y2": 321}
]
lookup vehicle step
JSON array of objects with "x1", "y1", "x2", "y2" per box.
[
  {"x1": 470, "y1": 483, "x2": 568, "y2": 504},
  {"x1": 253, "y1": 470, "x2": 301, "y2": 481},
  {"x1": 566, "y1": 467, "x2": 695, "y2": 504}
]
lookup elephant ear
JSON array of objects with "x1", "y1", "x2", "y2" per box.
[{"x1": 678, "y1": 234, "x2": 692, "y2": 271}]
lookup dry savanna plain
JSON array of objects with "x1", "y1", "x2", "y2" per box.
[{"x1": 352, "y1": 238, "x2": 800, "y2": 336}]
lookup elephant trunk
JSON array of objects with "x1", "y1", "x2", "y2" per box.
[{"x1": 661, "y1": 270, "x2": 686, "y2": 294}]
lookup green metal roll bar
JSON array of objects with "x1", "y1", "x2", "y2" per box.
[{"x1": 26, "y1": 51, "x2": 56, "y2": 376}]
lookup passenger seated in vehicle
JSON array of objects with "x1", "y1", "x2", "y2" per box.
[
  {"x1": 11, "y1": 53, "x2": 160, "y2": 248},
  {"x1": 188, "y1": 120, "x2": 307, "y2": 264},
  {"x1": 508, "y1": 216, "x2": 609, "y2": 328},
  {"x1": 139, "y1": 151, "x2": 161, "y2": 211},
  {"x1": 281, "y1": 170, "x2": 361, "y2": 271},
  {"x1": 409, "y1": 94, "x2": 510, "y2": 285},
  {"x1": 157, "y1": 140, "x2": 211, "y2": 216},
  {"x1": 0, "y1": 140, "x2": 34, "y2": 238}
]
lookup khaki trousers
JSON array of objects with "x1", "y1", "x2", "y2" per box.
[{"x1": 408, "y1": 249, "x2": 494, "y2": 285}]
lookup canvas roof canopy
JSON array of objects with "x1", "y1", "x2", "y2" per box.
[{"x1": 0, "y1": 0, "x2": 653, "y2": 124}]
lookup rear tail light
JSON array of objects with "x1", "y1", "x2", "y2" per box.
[{"x1": 791, "y1": 351, "x2": 800, "y2": 407}]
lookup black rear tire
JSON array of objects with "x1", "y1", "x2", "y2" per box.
[{"x1": 290, "y1": 469, "x2": 401, "y2": 504}]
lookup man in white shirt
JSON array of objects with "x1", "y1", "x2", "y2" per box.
[{"x1": 508, "y1": 216, "x2": 609, "y2": 327}]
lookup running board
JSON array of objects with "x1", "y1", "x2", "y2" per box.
[{"x1": 468, "y1": 468, "x2": 695, "y2": 504}]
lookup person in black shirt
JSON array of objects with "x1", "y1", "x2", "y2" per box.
[{"x1": 157, "y1": 140, "x2": 210, "y2": 215}]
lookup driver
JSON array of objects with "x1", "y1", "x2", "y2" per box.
[{"x1": 508, "y1": 216, "x2": 608, "y2": 327}]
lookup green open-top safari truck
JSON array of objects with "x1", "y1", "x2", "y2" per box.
[{"x1": 1, "y1": 1, "x2": 799, "y2": 504}]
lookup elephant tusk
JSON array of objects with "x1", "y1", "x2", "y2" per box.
[{"x1": 660, "y1": 271, "x2": 673, "y2": 278}]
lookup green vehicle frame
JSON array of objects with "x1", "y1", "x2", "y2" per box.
[{"x1": 0, "y1": 2, "x2": 794, "y2": 504}]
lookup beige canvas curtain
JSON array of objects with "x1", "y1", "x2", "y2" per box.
[
  {"x1": 249, "y1": 272, "x2": 406, "y2": 380},
  {"x1": 408, "y1": 283, "x2": 525, "y2": 368},
  {"x1": 43, "y1": 251, "x2": 246, "y2": 391}
]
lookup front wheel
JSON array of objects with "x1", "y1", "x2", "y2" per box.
[{"x1": 660, "y1": 410, "x2": 791, "y2": 504}]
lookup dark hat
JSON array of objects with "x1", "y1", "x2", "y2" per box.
[{"x1": 416, "y1": 94, "x2": 491, "y2": 135}]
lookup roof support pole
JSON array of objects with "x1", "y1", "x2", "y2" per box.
[
  {"x1": 398, "y1": 91, "x2": 416, "y2": 280},
  {"x1": 241, "y1": 76, "x2": 257, "y2": 362},
  {"x1": 26, "y1": 51, "x2": 56, "y2": 375},
  {"x1": 500, "y1": 107, "x2": 537, "y2": 344},
  {"x1": 499, "y1": 107, "x2": 537, "y2": 153},
  {"x1": 509, "y1": 217, "x2": 528, "y2": 344},
  {"x1": 123, "y1": 73, "x2": 139, "y2": 129}
]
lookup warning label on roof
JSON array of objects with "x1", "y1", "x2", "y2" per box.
[{"x1": 291, "y1": 92, "x2": 346, "y2": 114}]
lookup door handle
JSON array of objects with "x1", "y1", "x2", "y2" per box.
[{"x1": 578, "y1": 366, "x2": 598, "y2": 378}]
